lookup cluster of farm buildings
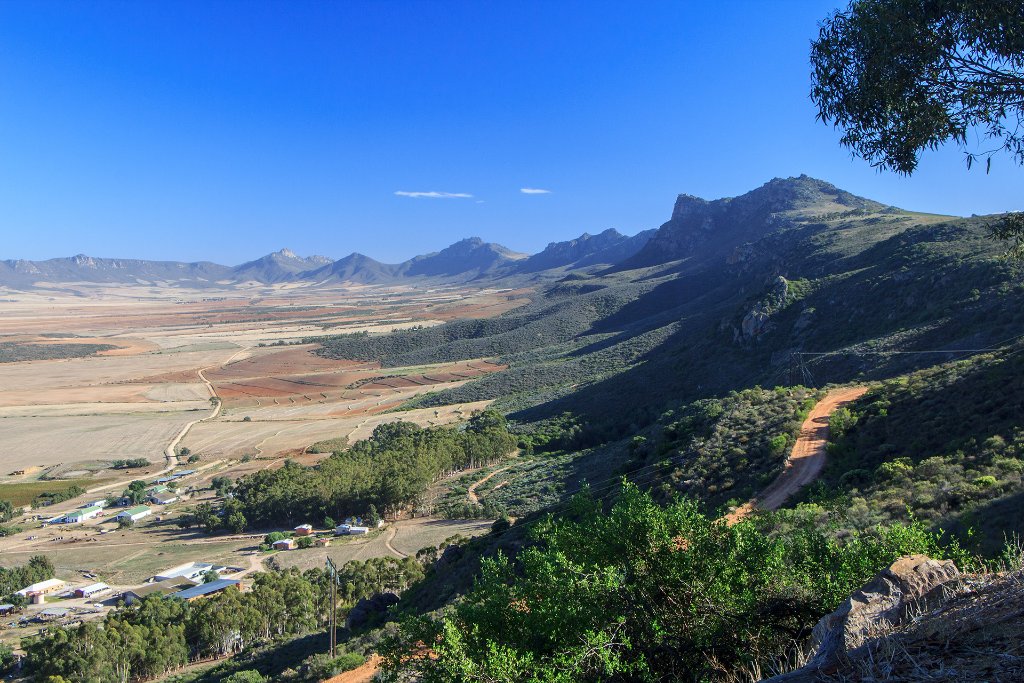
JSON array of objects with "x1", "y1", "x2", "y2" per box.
[
  {"x1": 4, "y1": 561, "x2": 244, "y2": 616},
  {"x1": 268, "y1": 519, "x2": 381, "y2": 551},
  {"x1": 41, "y1": 471, "x2": 199, "y2": 526}
]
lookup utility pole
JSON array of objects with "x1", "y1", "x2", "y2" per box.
[{"x1": 326, "y1": 556, "x2": 338, "y2": 657}]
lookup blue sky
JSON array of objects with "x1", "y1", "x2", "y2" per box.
[{"x1": 1, "y1": 1, "x2": 1021, "y2": 264}]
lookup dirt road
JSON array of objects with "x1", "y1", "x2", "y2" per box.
[
  {"x1": 467, "y1": 466, "x2": 509, "y2": 505},
  {"x1": 725, "y1": 386, "x2": 867, "y2": 524},
  {"x1": 323, "y1": 655, "x2": 383, "y2": 683}
]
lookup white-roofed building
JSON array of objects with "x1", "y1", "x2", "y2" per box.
[{"x1": 16, "y1": 578, "x2": 66, "y2": 597}]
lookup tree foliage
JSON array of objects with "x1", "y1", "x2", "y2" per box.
[
  {"x1": 811, "y1": 0, "x2": 1024, "y2": 174},
  {"x1": 233, "y1": 411, "x2": 516, "y2": 527},
  {"x1": 381, "y1": 483, "x2": 967, "y2": 682}
]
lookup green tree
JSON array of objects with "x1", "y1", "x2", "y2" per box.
[
  {"x1": 223, "y1": 671, "x2": 266, "y2": 683},
  {"x1": 0, "y1": 499, "x2": 15, "y2": 523},
  {"x1": 211, "y1": 476, "x2": 233, "y2": 496},
  {"x1": 226, "y1": 511, "x2": 247, "y2": 534},
  {"x1": 0, "y1": 642, "x2": 15, "y2": 675},
  {"x1": 811, "y1": 0, "x2": 1024, "y2": 174}
]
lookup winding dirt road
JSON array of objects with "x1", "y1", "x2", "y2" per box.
[
  {"x1": 725, "y1": 386, "x2": 867, "y2": 525},
  {"x1": 467, "y1": 466, "x2": 509, "y2": 505}
]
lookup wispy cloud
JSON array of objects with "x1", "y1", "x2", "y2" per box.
[
  {"x1": 520, "y1": 187, "x2": 551, "y2": 194},
  {"x1": 394, "y1": 191, "x2": 473, "y2": 199}
]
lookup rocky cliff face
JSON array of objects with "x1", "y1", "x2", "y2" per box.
[{"x1": 620, "y1": 175, "x2": 887, "y2": 269}]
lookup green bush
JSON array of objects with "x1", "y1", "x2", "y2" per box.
[{"x1": 382, "y1": 483, "x2": 967, "y2": 682}]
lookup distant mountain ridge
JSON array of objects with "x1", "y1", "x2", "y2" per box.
[
  {"x1": 0, "y1": 176, "x2": 933, "y2": 290},
  {"x1": 0, "y1": 229, "x2": 650, "y2": 289},
  {"x1": 232, "y1": 248, "x2": 333, "y2": 283},
  {"x1": 514, "y1": 228, "x2": 657, "y2": 273}
]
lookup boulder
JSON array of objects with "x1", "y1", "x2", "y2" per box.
[{"x1": 765, "y1": 555, "x2": 961, "y2": 682}]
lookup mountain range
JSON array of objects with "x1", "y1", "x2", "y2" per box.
[
  {"x1": 1, "y1": 176, "x2": 903, "y2": 290},
  {"x1": 0, "y1": 229, "x2": 649, "y2": 290}
]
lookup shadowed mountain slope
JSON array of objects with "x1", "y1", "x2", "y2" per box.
[
  {"x1": 514, "y1": 228, "x2": 656, "y2": 273},
  {"x1": 314, "y1": 176, "x2": 1022, "y2": 435}
]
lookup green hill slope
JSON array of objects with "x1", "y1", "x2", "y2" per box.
[{"x1": 807, "y1": 343, "x2": 1024, "y2": 553}]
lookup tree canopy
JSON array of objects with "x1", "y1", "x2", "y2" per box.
[{"x1": 811, "y1": 0, "x2": 1024, "y2": 174}]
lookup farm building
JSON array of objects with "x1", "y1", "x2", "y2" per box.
[
  {"x1": 116, "y1": 505, "x2": 152, "y2": 523},
  {"x1": 147, "y1": 485, "x2": 169, "y2": 495},
  {"x1": 0, "y1": 604, "x2": 15, "y2": 616},
  {"x1": 294, "y1": 524, "x2": 313, "y2": 536},
  {"x1": 314, "y1": 537, "x2": 331, "y2": 547},
  {"x1": 335, "y1": 524, "x2": 369, "y2": 535},
  {"x1": 174, "y1": 470, "x2": 197, "y2": 478},
  {"x1": 63, "y1": 505, "x2": 104, "y2": 524},
  {"x1": 83, "y1": 499, "x2": 108, "y2": 509},
  {"x1": 170, "y1": 579, "x2": 240, "y2": 602},
  {"x1": 150, "y1": 491, "x2": 178, "y2": 505},
  {"x1": 154, "y1": 562, "x2": 226, "y2": 583},
  {"x1": 74, "y1": 583, "x2": 110, "y2": 599},
  {"x1": 272, "y1": 538, "x2": 296, "y2": 550},
  {"x1": 122, "y1": 579, "x2": 196, "y2": 605},
  {"x1": 16, "y1": 579, "x2": 66, "y2": 597}
]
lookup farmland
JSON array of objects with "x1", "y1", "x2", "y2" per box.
[
  {"x1": 0, "y1": 280, "x2": 523, "y2": 654},
  {"x1": 0, "y1": 281, "x2": 526, "y2": 476}
]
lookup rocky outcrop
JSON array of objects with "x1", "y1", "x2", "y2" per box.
[
  {"x1": 764, "y1": 554, "x2": 1004, "y2": 682},
  {"x1": 620, "y1": 176, "x2": 887, "y2": 270},
  {"x1": 734, "y1": 276, "x2": 789, "y2": 344}
]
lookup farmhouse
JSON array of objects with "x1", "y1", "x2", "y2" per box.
[
  {"x1": 0, "y1": 604, "x2": 16, "y2": 616},
  {"x1": 294, "y1": 524, "x2": 313, "y2": 536},
  {"x1": 63, "y1": 505, "x2": 104, "y2": 524},
  {"x1": 16, "y1": 579, "x2": 66, "y2": 597},
  {"x1": 74, "y1": 583, "x2": 111, "y2": 599},
  {"x1": 170, "y1": 579, "x2": 240, "y2": 602},
  {"x1": 116, "y1": 505, "x2": 152, "y2": 523},
  {"x1": 334, "y1": 524, "x2": 369, "y2": 535},
  {"x1": 314, "y1": 537, "x2": 331, "y2": 547},
  {"x1": 272, "y1": 538, "x2": 296, "y2": 550}
]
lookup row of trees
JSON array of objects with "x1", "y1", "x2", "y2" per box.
[
  {"x1": 111, "y1": 458, "x2": 149, "y2": 470},
  {"x1": 232, "y1": 410, "x2": 517, "y2": 527},
  {"x1": 21, "y1": 556, "x2": 423, "y2": 683}
]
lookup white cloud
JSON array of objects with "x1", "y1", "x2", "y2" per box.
[
  {"x1": 394, "y1": 191, "x2": 473, "y2": 199},
  {"x1": 520, "y1": 187, "x2": 552, "y2": 195}
]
